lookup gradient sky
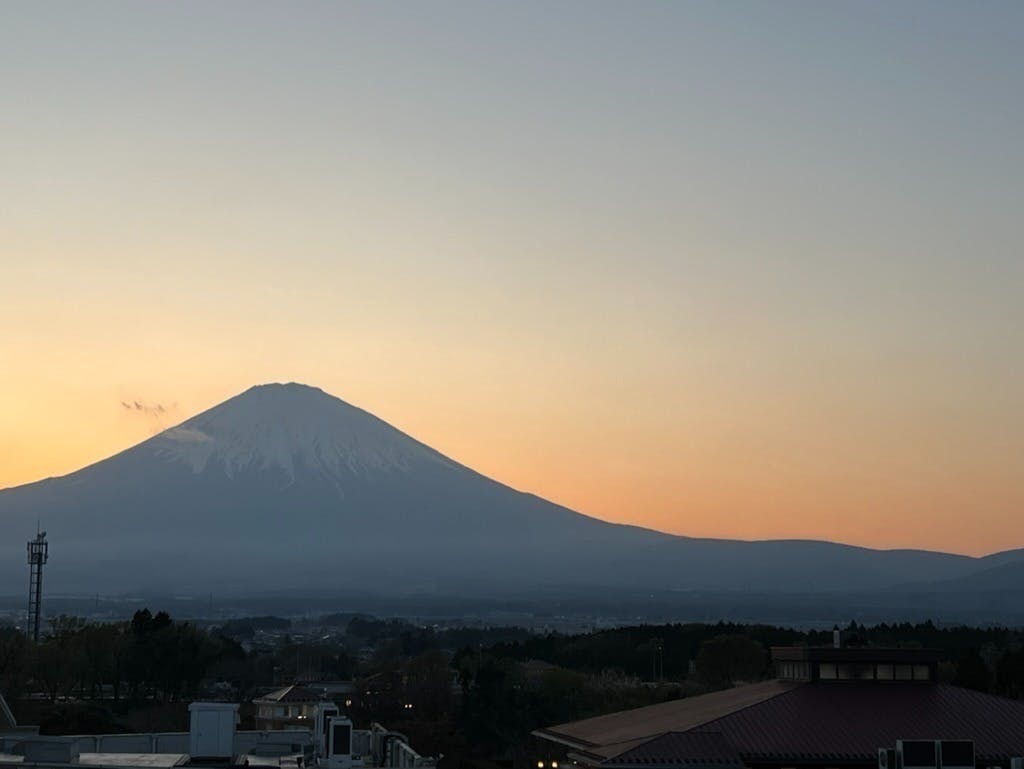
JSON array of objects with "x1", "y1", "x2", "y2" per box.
[{"x1": 1, "y1": 1, "x2": 1022, "y2": 556}]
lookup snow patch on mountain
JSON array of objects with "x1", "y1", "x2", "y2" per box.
[{"x1": 150, "y1": 382, "x2": 455, "y2": 481}]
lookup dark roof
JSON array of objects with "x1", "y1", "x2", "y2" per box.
[
  {"x1": 537, "y1": 682, "x2": 1024, "y2": 766},
  {"x1": 605, "y1": 732, "x2": 744, "y2": 768},
  {"x1": 695, "y1": 682, "x2": 1024, "y2": 763},
  {"x1": 533, "y1": 681, "x2": 797, "y2": 760},
  {"x1": 255, "y1": 684, "x2": 323, "y2": 703}
]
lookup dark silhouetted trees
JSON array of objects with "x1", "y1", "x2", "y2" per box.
[{"x1": 696, "y1": 634, "x2": 767, "y2": 687}]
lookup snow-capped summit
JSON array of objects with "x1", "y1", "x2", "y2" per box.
[{"x1": 151, "y1": 383, "x2": 453, "y2": 481}]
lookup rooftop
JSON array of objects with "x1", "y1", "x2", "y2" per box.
[
  {"x1": 535, "y1": 681, "x2": 1024, "y2": 766},
  {"x1": 78, "y1": 754, "x2": 190, "y2": 767},
  {"x1": 254, "y1": 685, "x2": 324, "y2": 704},
  {"x1": 534, "y1": 680, "x2": 798, "y2": 761},
  {"x1": 0, "y1": 753, "x2": 190, "y2": 767},
  {"x1": 603, "y1": 731, "x2": 745, "y2": 769}
]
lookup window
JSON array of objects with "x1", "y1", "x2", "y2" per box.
[
  {"x1": 913, "y1": 664, "x2": 931, "y2": 681},
  {"x1": 836, "y1": 664, "x2": 872, "y2": 679},
  {"x1": 876, "y1": 664, "x2": 894, "y2": 680},
  {"x1": 819, "y1": 663, "x2": 837, "y2": 680},
  {"x1": 895, "y1": 665, "x2": 912, "y2": 680},
  {"x1": 777, "y1": 661, "x2": 811, "y2": 680},
  {"x1": 852, "y1": 663, "x2": 874, "y2": 680}
]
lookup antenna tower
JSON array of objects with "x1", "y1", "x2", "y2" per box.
[{"x1": 26, "y1": 528, "x2": 48, "y2": 643}]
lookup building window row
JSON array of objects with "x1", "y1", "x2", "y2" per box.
[
  {"x1": 777, "y1": 661, "x2": 812, "y2": 680},
  {"x1": 817, "y1": 663, "x2": 931, "y2": 681}
]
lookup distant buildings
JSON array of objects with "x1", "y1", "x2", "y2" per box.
[
  {"x1": 533, "y1": 644, "x2": 1024, "y2": 769},
  {"x1": 254, "y1": 685, "x2": 325, "y2": 730}
]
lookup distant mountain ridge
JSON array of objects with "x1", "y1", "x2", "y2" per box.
[{"x1": 0, "y1": 383, "x2": 1020, "y2": 606}]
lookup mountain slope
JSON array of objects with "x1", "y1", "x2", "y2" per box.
[
  {"x1": 0, "y1": 383, "x2": 1012, "y2": 596},
  {"x1": 892, "y1": 559, "x2": 1024, "y2": 594}
]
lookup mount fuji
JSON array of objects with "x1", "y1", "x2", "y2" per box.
[{"x1": 0, "y1": 383, "x2": 1018, "y2": 600}]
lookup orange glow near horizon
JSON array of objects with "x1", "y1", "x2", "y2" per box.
[
  {"x1": 1, "y1": 368, "x2": 1020, "y2": 558},
  {"x1": 2, "y1": 3, "x2": 1022, "y2": 559}
]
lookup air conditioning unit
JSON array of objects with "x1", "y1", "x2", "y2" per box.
[
  {"x1": 939, "y1": 741, "x2": 974, "y2": 769},
  {"x1": 315, "y1": 702, "x2": 340, "y2": 758},
  {"x1": 898, "y1": 740, "x2": 938, "y2": 769},
  {"x1": 323, "y1": 716, "x2": 355, "y2": 769},
  {"x1": 880, "y1": 748, "x2": 899, "y2": 769}
]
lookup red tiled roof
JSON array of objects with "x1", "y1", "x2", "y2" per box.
[
  {"x1": 537, "y1": 682, "x2": 1024, "y2": 766},
  {"x1": 534, "y1": 680, "x2": 797, "y2": 757},
  {"x1": 606, "y1": 731, "x2": 744, "y2": 768},
  {"x1": 694, "y1": 683, "x2": 1024, "y2": 763}
]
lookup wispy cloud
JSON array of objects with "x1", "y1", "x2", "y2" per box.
[{"x1": 120, "y1": 399, "x2": 177, "y2": 418}]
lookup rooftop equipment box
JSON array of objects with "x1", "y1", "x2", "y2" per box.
[
  {"x1": 23, "y1": 737, "x2": 80, "y2": 764},
  {"x1": 939, "y1": 741, "x2": 975, "y2": 769},
  {"x1": 189, "y1": 702, "x2": 239, "y2": 759},
  {"x1": 898, "y1": 741, "x2": 938, "y2": 769}
]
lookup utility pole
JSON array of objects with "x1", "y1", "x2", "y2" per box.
[
  {"x1": 651, "y1": 637, "x2": 664, "y2": 683},
  {"x1": 26, "y1": 528, "x2": 49, "y2": 643}
]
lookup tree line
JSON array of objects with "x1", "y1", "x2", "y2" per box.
[
  {"x1": 4, "y1": 612, "x2": 1024, "y2": 769},
  {"x1": 0, "y1": 610, "x2": 241, "y2": 705}
]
